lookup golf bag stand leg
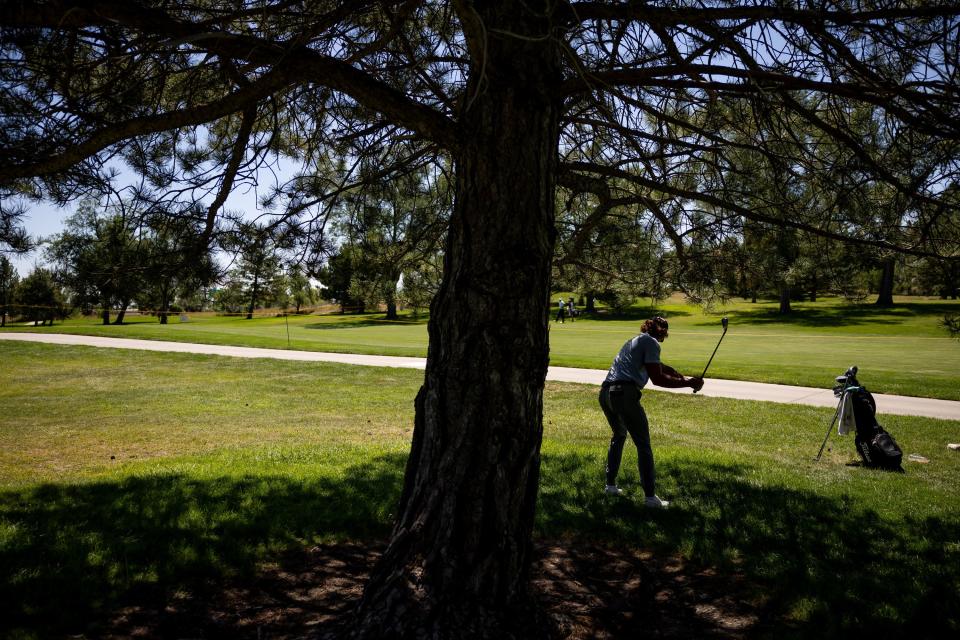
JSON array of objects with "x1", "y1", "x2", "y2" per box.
[{"x1": 815, "y1": 392, "x2": 845, "y2": 462}]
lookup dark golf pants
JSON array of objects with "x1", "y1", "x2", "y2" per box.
[{"x1": 599, "y1": 382, "x2": 656, "y2": 497}]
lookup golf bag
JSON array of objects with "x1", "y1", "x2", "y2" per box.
[{"x1": 833, "y1": 367, "x2": 904, "y2": 470}]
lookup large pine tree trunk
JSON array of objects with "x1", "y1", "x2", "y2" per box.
[{"x1": 354, "y1": 10, "x2": 561, "y2": 638}]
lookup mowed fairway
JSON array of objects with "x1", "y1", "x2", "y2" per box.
[
  {"x1": 2, "y1": 341, "x2": 959, "y2": 638},
  {"x1": 4, "y1": 295, "x2": 959, "y2": 399}
]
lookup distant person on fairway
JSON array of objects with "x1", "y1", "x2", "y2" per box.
[
  {"x1": 600, "y1": 316, "x2": 703, "y2": 508},
  {"x1": 567, "y1": 297, "x2": 577, "y2": 321},
  {"x1": 555, "y1": 298, "x2": 566, "y2": 323}
]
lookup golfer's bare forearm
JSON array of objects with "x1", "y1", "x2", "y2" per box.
[
  {"x1": 650, "y1": 374, "x2": 698, "y2": 389},
  {"x1": 661, "y1": 364, "x2": 682, "y2": 377}
]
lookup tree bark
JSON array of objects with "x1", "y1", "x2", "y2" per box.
[
  {"x1": 113, "y1": 299, "x2": 129, "y2": 324},
  {"x1": 876, "y1": 258, "x2": 895, "y2": 306},
  {"x1": 778, "y1": 283, "x2": 792, "y2": 314},
  {"x1": 354, "y1": 11, "x2": 561, "y2": 637},
  {"x1": 247, "y1": 273, "x2": 260, "y2": 320},
  {"x1": 159, "y1": 281, "x2": 171, "y2": 325},
  {"x1": 945, "y1": 260, "x2": 959, "y2": 300},
  {"x1": 385, "y1": 271, "x2": 400, "y2": 320}
]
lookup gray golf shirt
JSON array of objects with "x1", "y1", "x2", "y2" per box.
[{"x1": 604, "y1": 332, "x2": 661, "y2": 388}]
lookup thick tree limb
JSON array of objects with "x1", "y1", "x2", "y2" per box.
[
  {"x1": 0, "y1": 0, "x2": 460, "y2": 150},
  {"x1": 562, "y1": 64, "x2": 953, "y2": 104},
  {"x1": 568, "y1": 3, "x2": 960, "y2": 26},
  {"x1": 0, "y1": 71, "x2": 295, "y2": 183},
  {"x1": 202, "y1": 105, "x2": 257, "y2": 243},
  {"x1": 557, "y1": 166, "x2": 686, "y2": 265},
  {"x1": 562, "y1": 160, "x2": 953, "y2": 259}
]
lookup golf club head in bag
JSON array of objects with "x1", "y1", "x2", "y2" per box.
[{"x1": 833, "y1": 365, "x2": 859, "y2": 397}]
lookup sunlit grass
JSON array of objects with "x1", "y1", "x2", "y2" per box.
[{"x1": 3, "y1": 294, "x2": 959, "y2": 399}]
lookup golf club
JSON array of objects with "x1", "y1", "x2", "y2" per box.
[
  {"x1": 814, "y1": 367, "x2": 856, "y2": 462},
  {"x1": 693, "y1": 317, "x2": 728, "y2": 394}
]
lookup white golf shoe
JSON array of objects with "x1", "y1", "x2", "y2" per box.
[{"x1": 644, "y1": 495, "x2": 670, "y2": 509}]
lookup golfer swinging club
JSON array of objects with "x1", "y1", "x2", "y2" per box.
[{"x1": 600, "y1": 316, "x2": 703, "y2": 508}]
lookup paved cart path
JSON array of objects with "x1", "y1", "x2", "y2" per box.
[{"x1": 3, "y1": 332, "x2": 959, "y2": 420}]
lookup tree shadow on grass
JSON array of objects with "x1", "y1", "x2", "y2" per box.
[
  {"x1": 726, "y1": 302, "x2": 960, "y2": 329},
  {"x1": 583, "y1": 307, "x2": 694, "y2": 322},
  {"x1": 302, "y1": 315, "x2": 429, "y2": 331},
  {"x1": 537, "y1": 452, "x2": 960, "y2": 638},
  {"x1": 0, "y1": 454, "x2": 406, "y2": 638},
  {"x1": 4, "y1": 451, "x2": 958, "y2": 638}
]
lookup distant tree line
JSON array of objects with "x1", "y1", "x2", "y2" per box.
[
  {"x1": 0, "y1": 258, "x2": 66, "y2": 327},
  {"x1": 1, "y1": 197, "x2": 324, "y2": 324},
  {"x1": 2, "y1": 182, "x2": 956, "y2": 329}
]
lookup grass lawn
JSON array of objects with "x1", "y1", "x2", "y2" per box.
[
  {"x1": 3, "y1": 294, "x2": 959, "y2": 400},
  {"x1": 2, "y1": 341, "x2": 959, "y2": 637}
]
